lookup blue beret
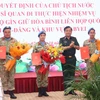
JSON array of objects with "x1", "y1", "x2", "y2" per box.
[
  {"x1": 3, "y1": 26, "x2": 11, "y2": 32},
  {"x1": 38, "y1": 30, "x2": 46, "y2": 37},
  {"x1": 88, "y1": 28, "x2": 95, "y2": 34}
]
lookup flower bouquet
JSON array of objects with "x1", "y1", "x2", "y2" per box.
[
  {"x1": 90, "y1": 39, "x2": 100, "y2": 63},
  {"x1": 4, "y1": 42, "x2": 31, "y2": 71},
  {"x1": 38, "y1": 45, "x2": 65, "y2": 74}
]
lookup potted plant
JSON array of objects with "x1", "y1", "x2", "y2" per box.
[{"x1": 66, "y1": 62, "x2": 100, "y2": 100}]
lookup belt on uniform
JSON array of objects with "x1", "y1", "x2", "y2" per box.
[
  {"x1": 66, "y1": 55, "x2": 75, "y2": 58},
  {"x1": 6, "y1": 52, "x2": 10, "y2": 55},
  {"x1": 68, "y1": 56, "x2": 72, "y2": 58}
]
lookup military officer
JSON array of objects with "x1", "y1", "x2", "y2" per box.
[
  {"x1": 59, "y1": 26, "x2": 80, "y2": 95},
  {"x1": 83, "y1": 28, "x2": 97, "y2": 79},
  {"x1": 32, "y1": 31, "x2": 49, "y2": 97},
  {"x1": 0, "y1": 26, "x2": 20, "y2": 99}
]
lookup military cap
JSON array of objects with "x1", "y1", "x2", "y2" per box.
[
  {"x1": 88, "y1": 28, "x2": 95, "y2": 34},
  {"x1": 3, "y1": 26, "x2": 11, "y2": 32},
  {"x1": 38, "y1": 30, "x2": 46, "y2": 37}
]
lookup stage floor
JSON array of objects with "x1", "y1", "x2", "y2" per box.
[
  {"x1": 14, "y1": 71, "x2": 87, "y2": 93},
  {"x1": 4, "y1": 91, "x2": 85, "y2": 100}
]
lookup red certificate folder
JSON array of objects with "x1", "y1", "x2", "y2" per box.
[
  {"x1": 31, "y1": 53, "x2": 42, "y2": 66},
  {"x1": 80, "y1": 46, "x2": 90, "y2": 59},
  {"x1": 0, "y1": 46, "x2": 6, "y2": 59}
]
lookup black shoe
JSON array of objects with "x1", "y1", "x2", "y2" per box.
[
  {"x1": 38, "y1": 88, "x2": 42, "y2": 97},
  {"x1": 4, "y1": 91, "x2": 8, "y2": 94},
  {"x1": 42, "y1": 87, "x2": 49, "y2": 96},
  {"x1": 9, "y1": 91, "x2": 17, "y2": 99},
  {"x1": 64, "y1": 93, "x2": 68, "y2": 96},
  {"x1": 43, "y1": 92, "x2": 49, "y2": 96},
  {"x1": 69, "y1": 91, "x2": 77, "y2": 95}
]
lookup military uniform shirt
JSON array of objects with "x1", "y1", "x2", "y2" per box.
[
  {"x1": 83, "y1": 39, "x2": 97, "y2": 55},
  {"x1": 33, "y1": 42, "x2": 48, "y2": 53},
  {"x1": 0, "y1": 37, "x2": 17, "y2": 53},
  {"x1": 0, "y1": 37, "x2": 17, "y2": 64},
  {"x1": 59, "y1": 36, "x2": 79, "y2": 57}
]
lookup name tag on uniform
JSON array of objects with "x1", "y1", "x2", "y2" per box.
[
  {"x1": 0, "y1": 46, "x2": 6, "y2": 59},
  {"x1": 31, "y1": 52, "x2": 42, "y2": 66}
]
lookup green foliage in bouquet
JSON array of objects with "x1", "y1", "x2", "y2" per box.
[{"x1": 66, "y1": 62, "x2": 100, "y2": 100}]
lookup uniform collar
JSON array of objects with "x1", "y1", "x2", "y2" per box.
[
  {"x1": 88, "y1": 38, "x2": 96, "y2": 42},
  {"x1": 64, "y1": 36, "x2": 72, "y2": 40},
  {"x1": 38, "y1": 41, "x2": 46, "y2": 45},
  {"x1": 2, "y1": 37, "x2": 13, "y2": 40}
]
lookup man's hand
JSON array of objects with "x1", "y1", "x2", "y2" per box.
[
  {"x1": 16, "y1": 56, "x2": 21, "y2": 60},
  {"x1": 73, "y1": 45, "x2": 80, "y2": 50},
  {"x1": 69, "y1": 41, "x2": 75, "y2": 48}
]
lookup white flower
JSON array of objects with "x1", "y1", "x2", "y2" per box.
[{"x1": 95, "y1": 50, "x2": 100, "y2": 54}]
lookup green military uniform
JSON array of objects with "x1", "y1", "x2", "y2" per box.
[
  {"x1": 32, "y1": 42, "x2": 49, "y2": 88},
  {"x1": 59, "y1": 36, "x2": 79, "y2": 93},
  {"x1": 83, "y1": 39, "x2": 97, "y2": 79},
  {"x1": 83, "y1": 39, "x2": 97, "y2": 56},
  {"x1": 0, "y1": 37, "x2": 17, "y2": 91}
]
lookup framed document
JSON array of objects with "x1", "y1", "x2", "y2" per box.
[
  {"x1": 80, "y1": 46, "x2": 90, "y2": 59},
  {"x1": 0, "y1": 46, "x2": 6, "y2": 59},
  {"x1": 31, "y1": 53, "x2": 42, "y2": 66}
]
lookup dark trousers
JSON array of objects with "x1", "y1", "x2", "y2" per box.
[{"x1": 62, "y1": 56, "x2": 76, "y2": 91}]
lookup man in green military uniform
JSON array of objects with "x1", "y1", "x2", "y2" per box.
[
  {"x1": 83, "y1": 28, "x2": 97, "y2": 79},
  {"x1": 32, "y1": 31, "x2": 49, "y2": 97},
  {"x1": 0, "y1": 26, "x2": 20, "y2": 99},
  {"x1": 59, "y1": 26, "x2": 80, "y2": 95}
]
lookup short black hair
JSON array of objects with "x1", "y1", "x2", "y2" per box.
[
  {"x1": 64, "y1": 26, "x2": 72, "y2": 31},
  {"x1": 3, "y1": 26, "x2": 11, "y2": 32},
  {"x1": 88, "y1": 28, "x2": 95, "y2": 34}
]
